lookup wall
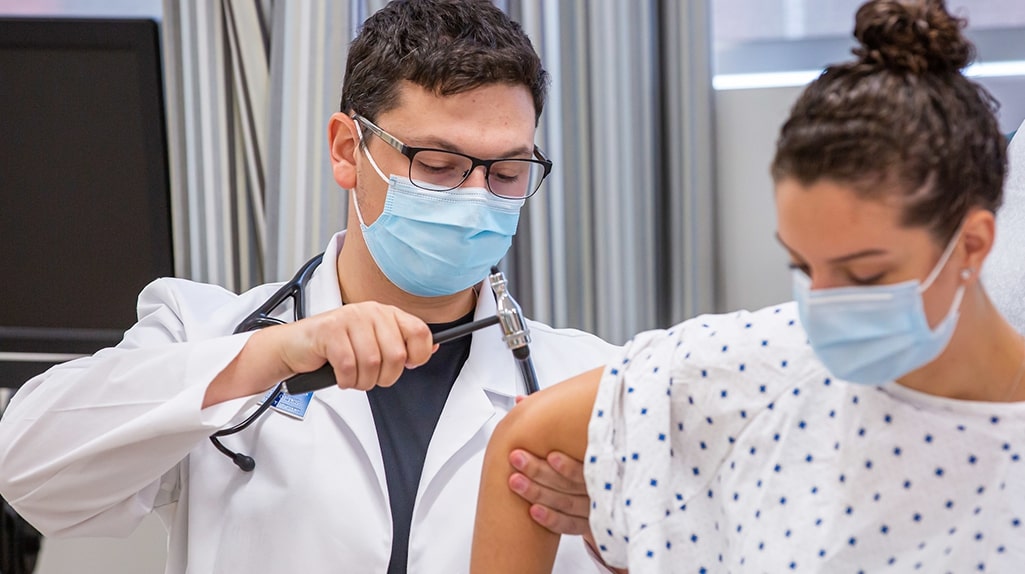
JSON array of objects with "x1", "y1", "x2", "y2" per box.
[
  {"x1": 713, "y1": 85, "x2": 803, "y2": 312},
  {"x1": 713, "y1": 75, "x2": 1025, "y2": 313},
  {"x1": 35, "y1": 517, "x2": 167, "y2": 574}
]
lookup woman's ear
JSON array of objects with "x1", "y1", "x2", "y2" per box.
[
  {"x1": 328, "y1": 112, "x2": 360, "y2": 190},
  {"x1": 961, "y1": 208, "x2": 996, "y2": 282}
]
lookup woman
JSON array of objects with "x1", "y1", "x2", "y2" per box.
[{"x1": 470, "y1": 0, "x2": 1023, "y2": 572}]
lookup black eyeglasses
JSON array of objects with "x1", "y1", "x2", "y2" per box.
[{"x1": 352, "y1": 113, "x2": 552, "y2": 199}]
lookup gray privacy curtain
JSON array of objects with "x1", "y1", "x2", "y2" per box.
[
  {"x1": 162, "y1": 0, "x2": 364, "y2": 290},
  {"x1": 162, "y1": 0, "x2": 715, "y2": 345},
  {"x1": 509, "y1": 0, "x2": 716, "y2": 343}
]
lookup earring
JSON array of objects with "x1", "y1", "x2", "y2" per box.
[{"x1": 960, "y1": 268, "x2": 974, "y2": 280}]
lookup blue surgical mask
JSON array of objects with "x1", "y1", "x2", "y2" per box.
[
  {"x1": 352, "y1": 138, "x2": 523, "y2": 297},
  {"x1": 792, "y1": 230, "x2": 966, "y2": 385}
]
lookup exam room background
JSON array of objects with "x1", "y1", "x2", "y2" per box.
[{"x1": 1, "y1": 0, "x2": 1023, "y2": 573}]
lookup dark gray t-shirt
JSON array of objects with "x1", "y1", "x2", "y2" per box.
[{"x1": 367, "y1": 309, "x2": 474, "y2": 574}]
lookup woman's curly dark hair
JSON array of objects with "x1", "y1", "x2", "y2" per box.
[{"x1": 771, "y1": 0, "x2": 1008, "y2": 242}]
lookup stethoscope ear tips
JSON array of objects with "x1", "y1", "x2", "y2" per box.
[{"x1": 233, "y1": 453, "x2": 256, "y2": 472}]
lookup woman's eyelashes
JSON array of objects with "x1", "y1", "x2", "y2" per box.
[
  {"x1": 846, "y1": 271, "x2": 887, "y2": 286},
  {"x1": 787, "y1": 262, "x2": 810, "y2": 276},
  {"x1": 787, "y1": 261, "x2": 888, "y2": 287}
]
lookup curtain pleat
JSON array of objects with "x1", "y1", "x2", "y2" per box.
[
  {"x1": 163, "y1": 0, "x2": 716, "y2": 344},
  {"x1": 663, "y1": 0, "x2": 718, "y2": 324},
  {"x1": 264, "y1": 0, "x2": 351, "y2": 281},
  {"x1": 512, "y1": 0, "x2": 716, "y2": 343},
  {"x1": 164, "y1": 0, "x2": 352, "y2": 289}
]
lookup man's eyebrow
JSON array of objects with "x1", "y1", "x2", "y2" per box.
[{"x1": 407, "y1": 135, "x2": 533, "y2": 158}]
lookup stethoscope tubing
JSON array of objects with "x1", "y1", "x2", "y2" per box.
[{"x1": 210, "y1": 255, "x2": 538, "y2": 471}]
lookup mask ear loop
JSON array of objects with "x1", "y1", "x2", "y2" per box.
[
  {"x1": 920, "y1": 225, "x2": 965, "y2": 292},
  {"x1": 918, "y1": 226, "x2": 970, "y2": 328},
  {"x1": 351, "y1": 119, "x2": 392, "y2": 228},
  {"x1": 351, "y1": 188, "x2": 370, "y2": 228},
  {"x1": 353, "y1": 120, "x2": 391, "y2": 184}
]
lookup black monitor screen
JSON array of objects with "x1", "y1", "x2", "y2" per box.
[{"x1": 0, "y1": 18, "x2": 172, "y2": 364}]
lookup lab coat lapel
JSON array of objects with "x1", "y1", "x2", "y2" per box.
[
  {"x1": 314, "y1": 388, "x2": 388, "y2": 496},
  {"x1": 417, "y1": 280, "x2": 521, "y2": 502},
  {"x1": 304, "y1": 232, "x2": 388, "y2": 499},
  {"x1": 298, "y1": 233, "x2": 523, "y2": 512}
]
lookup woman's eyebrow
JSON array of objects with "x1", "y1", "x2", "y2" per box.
[{"x1": 775, "y1": 233, "x2": 888, "y2": 264}]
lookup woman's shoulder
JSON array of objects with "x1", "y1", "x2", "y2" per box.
[{"x1": 619, "y1": 302, "x2": 819, "y2": 380}]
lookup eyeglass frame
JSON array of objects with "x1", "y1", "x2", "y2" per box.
[{"x1": 351, "y1": 113, "x2": 553, "y2": 199}]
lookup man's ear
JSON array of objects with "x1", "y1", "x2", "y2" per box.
[
  {"x1": 961, "y1": 207, "x2": 996, "y2": 282},
  {"x1": 328, "y1": 112, "x2": 359, "y2": 190}
]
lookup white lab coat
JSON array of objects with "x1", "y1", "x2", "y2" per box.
[{"x1": 0, "y1": 232, "x2": 619, "y2": 574}]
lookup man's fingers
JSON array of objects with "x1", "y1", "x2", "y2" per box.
[
  {"x1": 368, "y1": 314, "x2": 408, "y2": 389},
  {"x1": 508, "y1": 448, "x2": 594, "y2": 536},
  {"x1": 527, "y1": 503, "x2": 591, "y2": 536},
  {"x1": 546, "y1": 451, "x2": 585, "y2": 483},
  {"x1": 395, "y1": 310, "x2": 434, "y2": 368},
  {"x1": 509, "y1": 449, "x2": 583, "y2": 494},
  {"x1": 325, "y1": 332, "x2": 358, "y2": 389},
  {"x1": 292, "y1": 302, "x2": 433, "y2": 392},
  {"x1": 508, "y1": 472, "x2": 590, "y2": 518}
]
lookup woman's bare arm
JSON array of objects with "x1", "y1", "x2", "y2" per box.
[{"x1": 470, "y1": 367, "x2": 608, "y2": 574}]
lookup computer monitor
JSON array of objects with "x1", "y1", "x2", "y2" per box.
[{"x1": 0, "y1": 18, "x2": 173, "y2": 388}]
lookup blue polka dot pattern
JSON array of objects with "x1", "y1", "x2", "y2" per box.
[{"x1": 583, "y1": 302, "x2": 1025, "y2": 572}]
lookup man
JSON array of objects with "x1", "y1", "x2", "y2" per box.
[{"x1": 0, "y1": 1, "x2": 618, "y2": 572}]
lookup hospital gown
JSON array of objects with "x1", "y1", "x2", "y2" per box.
[{"x1": 585, "y1": 302, "x2": 1025, "y2": 573}]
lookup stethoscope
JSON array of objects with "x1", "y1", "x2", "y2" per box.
[{"x1": 209, "y1": 255, "x2": 539, "y2": 472}]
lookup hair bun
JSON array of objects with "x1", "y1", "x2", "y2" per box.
[{"x1": 852, "y1": 0, "x2": 973, "y2": 74}]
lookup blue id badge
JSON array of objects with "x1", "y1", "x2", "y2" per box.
[{"x1": 261, "y1": 387, "x2": 313, "y2": 420}]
